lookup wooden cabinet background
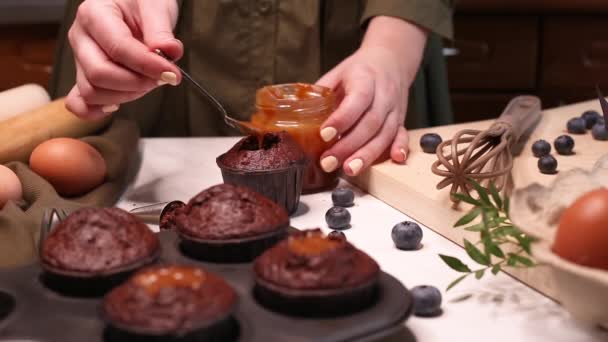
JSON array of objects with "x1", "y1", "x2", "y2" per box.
[
  {"x1": 447, "y1": 1, "x2": 608, "y2": 122},
  {"x1": 0, "y1": 24, "x2": 59, "y2": 92}
]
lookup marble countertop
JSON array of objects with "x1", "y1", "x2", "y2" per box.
[{"x1": 116, "y1": 137, "x2": 608, "y2": 342}]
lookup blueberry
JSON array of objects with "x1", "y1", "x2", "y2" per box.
[
  {"x1": 567, "y1": 117, "x2": 586, "y2": 134},
  {"x1": 553, "y1": 135, "x2": 575, "y2": 155},
  {"x1": 420, "y1": 133, "x2": 442, "y2": 154},
  {"x1": 391, "y1": 221, "x2": 423, "y2": 250},
  {"x1": 411, "y1": 285, "x2": 442, "y2": 317},
  {"x1": 592, "y1": 122, "x2": 608, "y2": 141},
  {"x1": 581, "y1": 110, "x2": 602, "y2": 129},
  {"x1": 328, "y1": 230, "x2": 346, "y2": 240},
  {"x1": 538, "y1": 155, "x2": 558, "y2": 174},
  {"x1": 332, "y1": 188, "x2": 354, "y2": 207},
  {"x1": 531, "y1": 139, "x2": 551, "y2": 158},
  {"x1": 325, "y1": 207, "x2": 351, "y2": 230}
]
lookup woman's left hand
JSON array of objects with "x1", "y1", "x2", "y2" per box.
[{"x1": 316, "y1": 16, "x2": 428, "y2": 176}]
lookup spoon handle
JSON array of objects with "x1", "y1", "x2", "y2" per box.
[{"x1": 154, "y1": 49, "x2": 239, "y2": 129}]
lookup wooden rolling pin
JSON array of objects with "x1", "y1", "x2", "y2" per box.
[{"x1": 0, "y1": 98, "x2": 111, "y2": 163}]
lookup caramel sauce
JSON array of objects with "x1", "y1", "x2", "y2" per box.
[
  {"x1": 133, "y1": 266, "x2": 206, "y2": 295},
  {"x1": 288, "y1": 232, "x2": 340, "y2": 255},
  {"x1": 237, "y1": 83, "x2": 338, "y2": 193}
]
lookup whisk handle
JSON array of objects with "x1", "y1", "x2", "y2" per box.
[{"x1": 496, "y1": 95, "x2": 542, "y2": 141}]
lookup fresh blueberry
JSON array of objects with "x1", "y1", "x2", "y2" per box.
[
  {"x1": 328, "y1": 230, "x2": 346, "y2": 240},
  {"x1": 553, "y1": 135, "x2": 575, "y2": 155},
  {"x1": 591, "y1": 122, "x2": 608, "y2": 141},
  {"x1": 411, "y1": 285, "x2": 442, "y2": 317},
  {"x1": 420, "y1": 133, "x2": 442, "y2": 154},
  {"x1": 566, "y1": 117, "x2": 586, "y2": 134},
  {"x1": 538, "y1": 155, "x2": 558, "y2": 174},
  {"x1": 325, "y1": 207, "x2": 351, "y2": 230},
  {"x1": 332, "y1": 188, "x2": 354, "y2": 207},
  {"x1": 581, "y1": 110, "x2": 602, "y2": 129},
  {"x1": 531, "y1": 139, "x2": 551, "y2": 158},
  {"x1": 391, "y1": 221, "x2": 423, "y2": 250}
]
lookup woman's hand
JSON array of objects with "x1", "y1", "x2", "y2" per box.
[
  {"x1": 316, "y1": 16, "x2": 428, "y2": 176},
  {"x1": 65, "y1": 0, "x2": 182, "y2": 119}
]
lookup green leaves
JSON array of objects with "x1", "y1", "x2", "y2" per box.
[
  {"x1": 440, "y1": 254, "x2": 471, "y2": 273},
  {"x1": 439, "y1": 180, "x2": 536, "y2": 291},
  {"x1": 464, "y1": 239, "x2": 490, "y2": 266}
]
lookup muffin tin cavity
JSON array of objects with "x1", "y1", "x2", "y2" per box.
[
  {"x1": 0, "y1": 291, "x2": 15, "y2": 323},
  {"x1": 0, "y1": 231, "x2": 412, "y2": 342}
]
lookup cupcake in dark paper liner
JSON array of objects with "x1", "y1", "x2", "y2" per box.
[
  {"x1": 216, "y1": 131, "x2": 308, "y2": 215},
  {"x1": 40, "y1": 207, "x2": 160, "y2": 297},
  {"x1": 102, "y1": 265, "x2": 238, "y2": 342},
  {"x1": 175, "y1": 184, "x2": 289, "y2": 263},
  {"x1": 253, "y1": 228, "x2": 380, "y2": 317}
]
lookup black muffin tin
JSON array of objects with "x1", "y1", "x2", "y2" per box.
[{"x1": 0, "y1": 230, "x2": 413, "y2": 342}]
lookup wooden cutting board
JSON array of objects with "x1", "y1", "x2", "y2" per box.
[{"x1": 350, "y1": 97, "x2": 608, "y2": 300}]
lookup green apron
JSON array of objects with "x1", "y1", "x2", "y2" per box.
[{"x1": 49, "y1": 0, "x2": 454, "y2": 136}]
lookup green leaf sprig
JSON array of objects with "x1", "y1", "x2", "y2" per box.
[{"x1": 439, "y1": 180, "x2": 536, "y2": 291}]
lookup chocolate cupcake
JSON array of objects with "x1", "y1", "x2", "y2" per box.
[
  {"x1": 253, "y1": 229, "x2": 380, "y2": 317},
  {"x1": 216, "y1": 131, "x2": 307, "y2": 215},
  {"x1": 40, "y1": 207, "x2": 160, "y2": 296},
  {"x1": 176, "y1": 184, "x2": 289, "y2": 263},
  {"x1": 103, "y1": 265, "x2": 238, "y2": 342}
]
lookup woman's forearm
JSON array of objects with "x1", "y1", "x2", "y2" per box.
[{"x1": 361, "y1": 16, "x2": 428, "y2": 86}]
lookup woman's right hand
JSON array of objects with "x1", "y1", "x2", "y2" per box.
[{"x1": 65, "y1": 0, "x2": 182, "y2": 119}]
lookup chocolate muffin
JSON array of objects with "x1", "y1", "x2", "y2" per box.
[
  {"x1": 253, "y1": 229, "x2": 380, "y2": 317},
  {"x1": 103, "y1": 265, "x2": 238, "y2": 342},
  {"x1": 40, "y1": 207, "x2": 160, "y2": 296},
  {"x1": 176, "y1": 184, "x2": 289, "y2": 262},
  {"x1": 216, "y1": 131, "x2": 308, "y2": 215}
]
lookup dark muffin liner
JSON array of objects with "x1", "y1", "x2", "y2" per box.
[
  {"x1": 179, "y1": 227, "x2": 289, "y2": 263},
  {"x1": 102, "y1": 308, "x2": 239, "y2": 342},
  {"x1": 216, "y1": 157, "x2": 307, "y2": 215},
  {"x1": 39, "y1": 252, "x2": 160, "y2": 297},
  {"x1": 253, "y1": 277, "x2": 379, "y2": 317}
]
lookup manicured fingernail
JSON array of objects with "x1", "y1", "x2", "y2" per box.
[
  {"x1": 160, "y1": 71, "x2": 178, "y2": 86},
  {"x1": 102, "y1": 104, "x2": 119, "y2": 113},
  {"x1": 320, "y1": 127, "x2": 337, "y2": 142},
  {"x1": 348, "y1": 158, "x2": 363, "y2": 175},
  {"x1": 157, "y1": 80, "x2": 169, "y2": 86},
  {"x1": 320, "y1": 156, "x2": 338, "y2": 173},
  {"x1": 400, "y1": 148, "x2": 407, "y2": 161}
]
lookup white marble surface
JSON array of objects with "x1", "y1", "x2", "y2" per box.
[{"x1": 116, "y1": 137, "x2": 608, "y2": 342}]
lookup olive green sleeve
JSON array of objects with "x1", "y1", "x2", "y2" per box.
[{"x1": 361, "y1": 0, "x2": 454, "y2": 39}]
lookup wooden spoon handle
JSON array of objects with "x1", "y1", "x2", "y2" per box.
[{"x1": 496, "y1": 95, "x2": 542, "y2": 141}]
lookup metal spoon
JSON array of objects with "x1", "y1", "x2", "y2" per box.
[{"x1": 154, "y1": 49, "x2": 254, "y2": 133}]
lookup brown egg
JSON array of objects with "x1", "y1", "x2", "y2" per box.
[
  {"x1": 29, "y1": 138, "x2": 107, "y2": 197},
  {"x1": 0, "y1": 165, "x2": 22, "y2": 208},
  {"x1": 552, "y1": 188, "x2": 608, "y2": 271}
]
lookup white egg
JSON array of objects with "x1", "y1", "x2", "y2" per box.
[{"x1": 0, "y1": 165, "x2": 22, "y2": 208}]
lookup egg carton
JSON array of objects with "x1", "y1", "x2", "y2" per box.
[{"x1": 0, "y1": 230, "x2": 413, "y2": 342}]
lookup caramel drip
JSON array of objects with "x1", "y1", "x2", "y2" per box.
[
  {"x1": 288, "y1": 232, "x2": 340, "y2": 255},
  {"x1": 134, "y1": 266, "x2": 206, "y2": 295}
]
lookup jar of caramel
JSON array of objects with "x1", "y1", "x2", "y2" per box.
[{"x1": 249, "y1": 83, "x2": 338, "y2": 193}]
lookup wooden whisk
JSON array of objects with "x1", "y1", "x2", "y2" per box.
[{"x1": 431, "y1": 96, "x2": 542, "y2": 204}]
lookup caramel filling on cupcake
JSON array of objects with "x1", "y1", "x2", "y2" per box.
[
  {"x1": 134, "y1": 266, "x2": 206, "y2": 295},
  {"x1": 287, "y1": 231, "x2": 341, "y2": 256}
]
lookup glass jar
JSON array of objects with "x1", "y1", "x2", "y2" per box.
[{"x1": 249, "y1": 83, "x2": 338, "y2": 193}]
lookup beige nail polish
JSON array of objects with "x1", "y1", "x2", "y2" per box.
[
  {"x1": 160, "y1": 71, "x2": 178, "y2": 86},
  {"x1": 348, "y1": 158, "x2": 363, "y2": 175},
  {"x1": 400, "y1": 148, "x2": 407, "y2": 160},
  {"x1": 320, "y1": 156, "x2": 338, "y2": 173},
  {"x1": 102, "y1": 104, "x2": 119, "y2": 113},
  {"x1": 157, "y1": 80, "x2": 169, "y2": 86},
  {"x1": 320, "y1": 127, "x2": 337, "y2": 142}
]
